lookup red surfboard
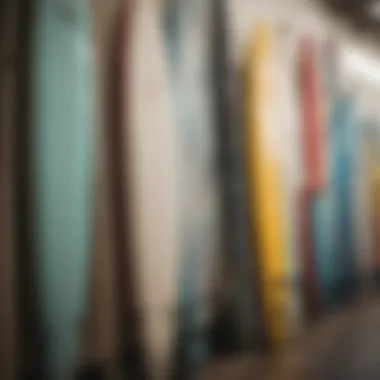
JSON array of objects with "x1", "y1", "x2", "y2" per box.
[{"x1": 298, "y1": 37, "x2": 325, "y2": 319}]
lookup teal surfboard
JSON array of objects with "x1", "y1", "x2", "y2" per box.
[
  {"x1": 333, "y1": 95, "x2": 356, "y2": 302},
  {"x1": 32, "y1": 0, "x2": 95, "y2": 378},
  {"x1": 319, "y1": 94, "x2": 356, "y2": 307},
  {"x1": 311, "y1": 191, "x2": 336, "y2": 309},
  {"x1": 312, "y1": 94, "x2": 357, "y2": 310}
]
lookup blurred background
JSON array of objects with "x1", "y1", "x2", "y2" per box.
[{"x1": 3, "y1": 0, "x2": 380, "y2": 379}]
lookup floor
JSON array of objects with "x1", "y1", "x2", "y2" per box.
[{"x1": 205, "y1": 297, "x2": 380, "y2": 380}]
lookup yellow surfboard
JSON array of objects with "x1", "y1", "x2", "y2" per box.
[{"x1": 242, "y1": 24, "x2": 289, "y2": 347}]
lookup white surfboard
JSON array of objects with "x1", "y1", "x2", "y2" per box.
[
  {"x1": 124, "y1": 0, "x2": 180, "y2": 377},
  {"x1": 276, "y1": 26, "x2": 304, "y2": 338}
]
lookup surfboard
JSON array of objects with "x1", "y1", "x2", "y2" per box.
[
  {"x1": 329, "y1": 95, "x2": 356, "y2": 303},
  {"x1": 32, "y1": 0, "x2": 95, "y2": 377},
  {"x1": 298, "y1": 38, "x2": 325, "y2": 192},
  {"x1": 310, "y1": 40, "x2": 337, "y2": 311},
  {"x1": 0, "y1": 1, "x2": 18, "y2": 378},
  {"x1": 209, "y1": 0, "x2": 261, "y2": 351},
  {"x1": 122, "y1": 0, "x2": 181, "y2": 378},
  {"x1": 164, "y1": 0, "x2": 221, "y2": 375},
  {"x1": 243, "y1": 24, "x2": 289, "y2": 347},
  {"x1": 14, "y1": 0, "x2": 47, "y2": 377},
  {"x1": 311, "y1": 192, "x2": 336, "y2": 312},
  {"x1": 297, "y1": 37, "x2": 325, "y2": 318},
  {"x1": 106, "y1": 1, "x2": 148, "y2": 378},
  {"x1": 363, "y1": 120, "x2": 380, "y2": 288},
  {"x1": 352, "y1": 118, "x2": 374, "y2": 293},
  {"x1": 276, "y1": 27, "x2": 304, "y2": 338}
]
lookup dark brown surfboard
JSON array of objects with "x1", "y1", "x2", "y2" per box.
[
  {"x1": 105, "y1": 1, "x2": 148, "y2": 378},
  {"x1": 0, "y1": 1, "x2": 19, "y2": 378},
  {"x1": 209, "y1": 0, "x2": 261, "y2": 352}
]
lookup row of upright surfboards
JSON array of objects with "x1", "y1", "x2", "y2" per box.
[{"x1": 3, "y1": 0, "x2": 380, "y2": 378}]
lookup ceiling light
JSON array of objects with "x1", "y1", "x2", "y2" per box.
[{"x1": 341, "y1": 45, "x2": 380, "y2": 84}]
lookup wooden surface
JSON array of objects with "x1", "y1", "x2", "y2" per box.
[{"x1": 205, "y1": 297, "x2": 380, "y2": 380}]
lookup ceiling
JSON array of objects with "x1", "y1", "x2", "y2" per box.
[{"x1": 321, "y1": 0, "x2": 380, "y2": 36}]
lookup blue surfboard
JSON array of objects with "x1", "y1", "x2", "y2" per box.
[
  {"x1": 32, "y1": 0, "x2": 95, "y2": 377},
  {"x1": 329, "y1": 95, "x2": 356, "y2": 304},
  {"x1": 312, "y1": 190, "x2": 336, "y2": 310}
]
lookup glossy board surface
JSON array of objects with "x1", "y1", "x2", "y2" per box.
[
  {"x1": 243, "y1": 24, "x2": 289, "y2": 347},
  {"x1": 330, "y1": 96, "x2": 356, "y2": 302},
  {"x1": 33, "y1": 0, "x2": 95, "y2": 377},
  {"x1": 210, "y1": 0, "x2": 260, "y2": 350},
  {"x1": 298, "y1": 38, "x2": 324, "y2": 318},
  {"x1": 125, "y1": 0, "x2": 181, "y2": 377},
  {"x1": 164, "y1": 0, "x2": 221, "y2": 374}
]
